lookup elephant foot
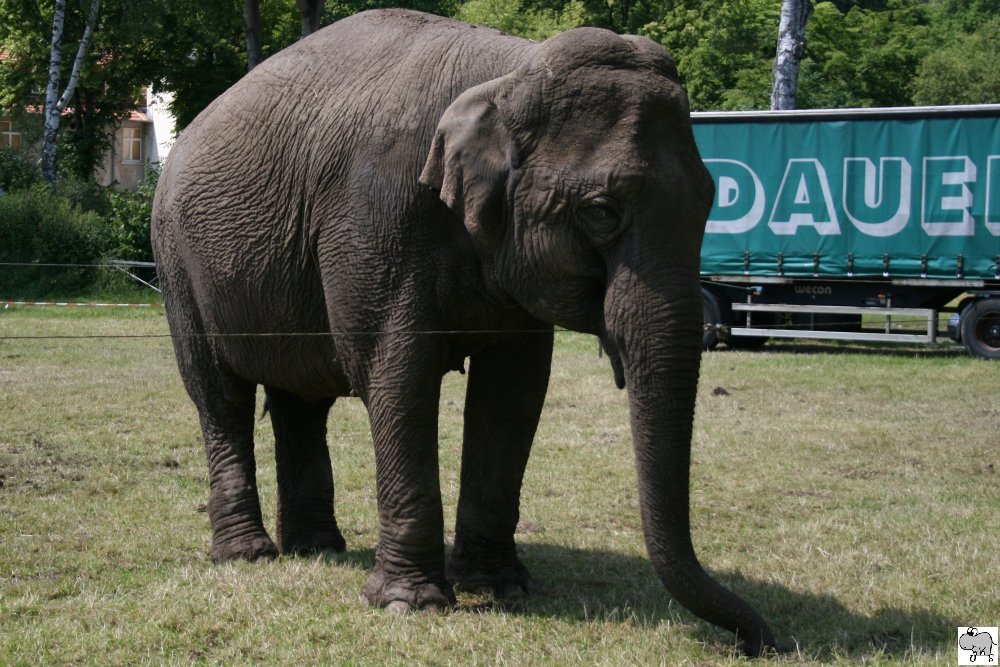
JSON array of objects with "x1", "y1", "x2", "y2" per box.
[
  {"x1": 447, "y1": 542, "x2": 531, "y2": 597},
  {"x1": 278, "y1": 522, "x2": 347, "y2": 556},
  {"x1": 211, "y1": 532, "x2": 279, "y2": 563},
  {"x1": 361, "y1": 565, "x2": 455, "y2": 613}
]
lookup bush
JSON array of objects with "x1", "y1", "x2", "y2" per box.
[
  {"x1": 54, "y1": 176, "x2": 113, "y2": 217},
  {"x1": 0, "y1": 147, "x2": 41, "y2": 193},
  {"x1": 0, "y1": 168, "x2": 158, "y2": 299},
  {"x1": 0, "y1": 187, "x2": 105, "y2": 298},
  {"x1": 100, "y1": 169, "x2": 157, "y2": 262}
]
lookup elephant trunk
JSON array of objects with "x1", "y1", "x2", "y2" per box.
[{"x1": 602, "y1": 262, "x2": 775, "y2": 656}]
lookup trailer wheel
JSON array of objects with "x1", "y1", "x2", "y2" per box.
[
  {"x1": 702, "y1": 288, "x2": 722, "y2": 351},
  {"x1": 960, "y1": 297, "x2": 1000, "y2": 360}
]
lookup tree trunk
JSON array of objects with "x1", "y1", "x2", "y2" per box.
[
  {"x1": 244, "y1": 0, "x2": 264, "y2": 71},
  {"x1": 41, "y1": 0, "x2": 100, "y2": 187},
  {"x1": 296, "y1": 0, "x2": 324, "y2": 37},
  {"x1": 771, "y1": 0, "x2": 812, "y2": 110}
]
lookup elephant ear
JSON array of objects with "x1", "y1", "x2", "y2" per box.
[{"x1": 420, "y1": 76, "x2": 515, "y2": 252}]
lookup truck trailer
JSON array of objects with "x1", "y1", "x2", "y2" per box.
[{"x1": 692, "y1": 104, "x2": 1000, "y2": 359}]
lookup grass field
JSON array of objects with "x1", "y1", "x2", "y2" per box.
[{"x1": 1, "y1": 306, "x2": 996, "y2": 665}]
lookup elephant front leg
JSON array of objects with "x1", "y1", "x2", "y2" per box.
[
  {"x1": 360, "y1": 357, "x2": 454, "y2": 612},
  {"x1": 449, "y1": 332, "x2": 553, "y2": 597},
  {"x1": 265, "y1": 387, "x2": 346, "y2": 556}
]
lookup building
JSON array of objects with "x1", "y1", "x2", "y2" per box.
[
  {"x1": 93, "y1": 89, "x2": 176, "y2": 189},
  {"x1": 0, "y1": 88, "x2": 176, "y2": 191}
]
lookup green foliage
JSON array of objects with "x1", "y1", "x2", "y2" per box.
[
  {"x1": 932, "y1": 0, "x2": 1000, "y2": 33},
  {"x1": 0, "y1": 165, "x2": 156, "y2": 297},
  {"x1": 644, "y1": 0, "x2": 779, "y2": 111},
  {"x1": 455, "y1": 0, "x2": 587, "y2": 39},
  {"x1": 2, "y1": 0, "x2": 998, "y2": 166},
  {"x1": 642, "y1": 0, "x2": 946, "y2": 111},
  {"x1": 0, "y1": 187, "x2": 104, "y2": 297},
  {"x1": 798, "y1": 0, "x2": 934, "y2": 109},
  {"x1": 912, "y1": 14, "x2": 1000, "y2": 105},
  {"x1": 100, "y1": 169, "x2": 157, "y2": 262},
  {"x1": 156, "y1": 0, "x2": 250, "y2": 130},
  {"x1": 0, "y1": 0, "x2": 168, "y2": 181},
  {"x1": 53, "y1": 176, "x2": 112, "y2": 217},
  {"x1": 323, "y1": 0, "x2": 460, "y2": 24},
  {"x1": 0, "y1": 146, "x2": 40, "y2": 192}
]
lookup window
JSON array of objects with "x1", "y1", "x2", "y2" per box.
[
  {"x1": 122, "y1": 126, "x2": 142, "y2": 162},
  {"x1": 0, "y1": 120, "x2": 22, "y2": 150}
]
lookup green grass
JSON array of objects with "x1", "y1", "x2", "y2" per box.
[{"x1": 1, "y1": 307, "x2": 996, "y2": 665}]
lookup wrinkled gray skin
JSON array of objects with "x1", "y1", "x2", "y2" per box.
[{"x1": 152, "y1": 9, "x2": 774, "y2": 654}]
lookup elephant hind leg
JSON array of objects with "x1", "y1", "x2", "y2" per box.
[
  {"x1": 265, "y1": 387, "x2": 346, "y2": 555},
  {"x1": 159, "y1": 261, "x2": 277, "y2": 562},
  {"x1": 187, "y1": 362, "x2": 276, "y2": 562}
]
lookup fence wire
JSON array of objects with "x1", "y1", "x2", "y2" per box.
[{"x1": 0, "y1": 261, "x2": 955, "y2": 342}]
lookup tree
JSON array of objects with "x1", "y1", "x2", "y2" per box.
[
  {"x1": 41, "y1": 0, "x2": 100, "y2": 186},
  {"x1": 454, "y1": 0, "x2": 586, "y2": 40},
  {"x1": 245, "y1": 0, "x2": 326, "y2": 72},
  {"x1": 155, "y1": 0, "x2": 248, "y2": 128},
  {"x1": 644, "y1": 0, "x2": 780, "y2": 111},
  {"x1": 797, "y1": 0, "x2": 933, "y2": 108},
  {"x1": 912, "y1": 3, "x2": 1000, "y2": 105},
  {"x1": 771, "y1": 0, "x2": 812, "y2": 109},
  {"x1": 245, "y1": 0, "x2": 266, "y2": 70},
  {"x1": 1, "y1": 0, "x2": 175, "y2": 181},
  {"x1": 297, "y1": 0, "x2": 325, "y2": 36}
]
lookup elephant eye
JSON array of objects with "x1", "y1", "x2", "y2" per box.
[
  {"x1": 591, "y1": 205, "x2": 619, "y2": 222},
  {"x1": 579, "y1": 196, "x2": 622, "y2": 226},
  {"x1": 577, "y1": 196, "x2": 625, "y2": 246}
]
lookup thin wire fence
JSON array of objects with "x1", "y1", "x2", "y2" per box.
[{"x1": 0, "y1": 261, "x2": 954, "y2": 342}]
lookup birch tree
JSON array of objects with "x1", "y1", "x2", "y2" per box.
[
  {"x1": 41, "y1": 0, "x2": 101, "y2": 186},
  {"x1": 771, "y1": 0, "x2": 812, "y2": 110}
]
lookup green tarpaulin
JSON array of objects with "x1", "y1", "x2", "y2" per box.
[{"x1": 693, "y1": 111, "x2": 1000, "y2": 280}]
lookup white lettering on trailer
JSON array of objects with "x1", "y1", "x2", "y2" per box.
[
  {"x1": 987, "y1": 156, "x2": 1000, "y2": 236},
  {"x1": 768, "y1": 159, "x2": 840, "y2": 235},
  {"x1": 703, "y1": 159, "x2": 765, "y2": 233},
  {"x1": 842, "y1": 157, "x2": 911, "y2": 237},
  {"x1": 706, "y1": 154, "x2": 1000, "y2": 237},
  {"x1": 922, "y1": 157, "x2": 976, "y2": 236}
]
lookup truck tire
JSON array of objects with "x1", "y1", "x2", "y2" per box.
[
  {"x1": 960, "y1": 297, "x2": 1000, "y2": 360},
  {"x1": 702, "y1": 288, "x2": 722, "y2": 350}
]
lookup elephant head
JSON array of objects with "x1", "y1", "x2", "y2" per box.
[{"x1": 421, "y1": 28, "x2": 775, "y2": 654}]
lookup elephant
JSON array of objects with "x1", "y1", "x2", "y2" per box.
[
  {"x1": 151, "y1": 8, "x2": 775, "y2": 655},
  {"x1": 960, "y1": 629, "x2": 997, "y2": 658}
]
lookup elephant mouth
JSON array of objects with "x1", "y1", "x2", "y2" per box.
[{"x1": 599, "y1": 331, "x2": 627, "y2": 390}]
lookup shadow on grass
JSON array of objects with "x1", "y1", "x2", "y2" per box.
[
  {"x1": 451, "y1": 543, "x2": 953, "y2": 660},
  {"x1": 307, "y1": 542, "x2": 950, "y2": 658},
  {"x1": 310, "y1": 547, "x2": 376, "y2": 572}
]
